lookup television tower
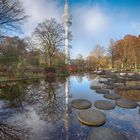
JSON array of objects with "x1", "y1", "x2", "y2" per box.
[{"x1": 63, "y1": 0, "x2": 72, "y2": 64}]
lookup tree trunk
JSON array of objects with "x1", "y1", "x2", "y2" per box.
[
  {"x1": 134, "y1": 55, "x2": 137, "y2": 70},
  {"x1": 111, "y1": 51, "x2": 114, "y2": 69},
  {"x1": 121, "y1": 63, "x2": 124, "y2": 68},
  {"x1": 112, "y1": 58, "x2": 114, "y2": 69},
  {"x1": 48, "y1": 56, "x2": 52, "y2": 67},
  {"x1": 48, "y1": 57, "x2": 51, "y2": 67}
]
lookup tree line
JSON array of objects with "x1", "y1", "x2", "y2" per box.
[
  {"x1": 0, "y1": 19, "x2": 66, "y2": 71},
  {"x1": 86, "y1": 35, "x2": 140, "y2": 71},
  {"x1": 0, "y1": 0, "x2": 68, "y2": 74},
  {"x1": 0, "y1": 0, "x2": 140, "y2": 73}
]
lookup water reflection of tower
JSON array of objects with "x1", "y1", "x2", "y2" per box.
[
  {"x1": 65, "y1": 77, "x2": 71, "y2": 114},
  {"x1": 64, "y1": 77, "x2": 71, "y2": 140}
]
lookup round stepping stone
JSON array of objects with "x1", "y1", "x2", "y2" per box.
[
  {"x1": 105, "y1": 85, "x2": 114, "y2": 89},
  {"x1": 102, "y1": 81, "x2": 113, "y2": 86},
  {"x1": 96, "y1": 89, "x2": 109, "y2": 94},
  {"x1": 77, "y1": 109, "x2": 106, "y2": 126},
  {"x1": 71, "y1": 99, "x2": 92, "y2": 109},
  {"x1": 99, "y1": 80, "x2": 107, "y2": 84},
  {"x1": 90, "y1": 86, "x2": 102, "y2": 90},
  {"x1": 94, "y1": 100, "x2": 115, "y2": 110},
  {"x1": 116, "y1": 98, "x2": 137, "y2": 109},
  {"x1": 88, "y1": 127, "x2": 128, "y2": 140},
  {"x1": 108, "y1": 79, "x2": 117, "y2": 83},
  {"x1": 129, "y1": 85, "x2": 140, "y2": 90},
  {"x1": 104, "y1": 93, "x2": 121, "y2": 100}
]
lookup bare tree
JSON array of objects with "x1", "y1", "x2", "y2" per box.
[
  {"x1": 0, "y1": 0, "x2": 27, "y2": 37},
  {"x1": 0, "y1": 122, "x2": 21, "y2": 140},
  {"x1": 93, "y1": 44, "x2": 105, "y2": 70},
  {"x1": 76, "y1": 54, "x2": 84, "y2": 64},
  {"x1": 34, "y1": 19, "x2": 65, "y2": 67}
]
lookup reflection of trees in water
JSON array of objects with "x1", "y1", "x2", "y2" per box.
[
  {"x1": 26, "y1": 77, "x2": 68, "y2": 124},
  {"x1": 0, "y1": 122, "x2": 29, "y2": 140},
  {"x1": 86, "y1": 73, "x2": 97, "y2": 81},
  {"x1": 0, "y1": 82, "x2": 28, "y2": 108},
  {"x1": 39, "y1": 81, "x2": 65, "y2": 123},
  {"x1": 0, "y1": 113, "x2": 29, "y2": 140},
  {"x1": 0, "y1": 82, "x2": 31, "y2": 140},
  {"x1": 0, "y1": 122, "x2": 20, "y2": 140},
  {"x1": 75, "y1": 73, "x2": 84, "y2": 83},
  {"x1": 0, "y1": 77, "x2": 71, "y2": 139},
  {"x1": 117, "y1": 89, "x2": 140, "y2": 101}
]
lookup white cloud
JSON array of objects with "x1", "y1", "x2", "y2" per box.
[
  {"x1": 20, "y1": 0, "x2": 62, "y2": 36},
  {"x1": 71, "y1": 5, "x2": 110, "y2": 57},
  {"x1": 73, "y1": 6, "x2": 109, "y2": 36},
  {"x1": 20, "y1": 1, "x2": 140, "y2": 58},
  {"x1": 20, "y1": 0, "x2": 110, "y2": 57}
]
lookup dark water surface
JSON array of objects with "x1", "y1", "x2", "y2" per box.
[{"x1": 0, "y1": 74, "x2": 140, "y2": 140}]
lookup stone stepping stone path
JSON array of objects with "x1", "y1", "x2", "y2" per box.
[
  {"x1": 114, "y1": 83, "x2": 125, "y2": 87},
  {"x1": 102, "y1": 81, "x2": 114, "y2": 86},
  {"x1": 99, "y1": 81, "x2": 109, "y2": 85},
  {"x1": 116, "y1": 98, "x2": 137, "y2": 109},
  {"x1": 78, "y1": 110, "x2": 106, "y2": 126},
  {"x1": 101, "y1": 75, "x2": 115, "y2": 78},
  {"x1": 90, "y1": 85, "x2": 102, "y2": 90},
  {"x1": 94, "y1": 100, "x2": 115, "y2": 110},
  {"x1": 104, "y1": 93, "x2": 121, "y2": 100},
  {"x1": 99, "y1": 80, "x2": 107, "y2": 84},
  {"x1": 129, "y1": 85, "x2": 140, "y2": 90},
  {"x1": 88, "y1": 127, "x2": 128, "y2": 140},
  {"x1": 108, "y1": 79, "x2": 117, "y2": 83},
  {"x1": 96, "y1": 89, "x2": 109, "y2": 94},
  {"x1": 105, "y1": 85, "x2": 114, "y2": 89},
  {"x1": 71, "y1": 99, "x2": 92, "y2": 109}
]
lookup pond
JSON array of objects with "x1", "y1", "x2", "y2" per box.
[{"x1": 0, "y1": 73, "x2": 140, "y2": 140}]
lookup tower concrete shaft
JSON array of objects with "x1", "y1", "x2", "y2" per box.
[{"x1": 63, "y1": 0, "x2": 72, "y2": 64}]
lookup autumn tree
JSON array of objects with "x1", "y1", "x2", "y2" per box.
[
  {"x1": 108, "y1": 35, "x2": 140, "y2": 69},
  {"x1": 0, "y1": 0, "x2": 27, "y2": 38},
  {"x1": 87, "y1": 44, "x2": 107, "y2": 70},
  {"x1": 87, "y1": 54, "x2": 97, "y2": 70},
  {"x1": 113, "y1": 39, "x2": 124, "y2": 68},
  {"x1": 92, "y1": 44, "x2": 106, "y2": 70},
  {"x1": 126, "y1": 35, "x2": 140, "y2": 69},
  {"x1": 34, "y1": 19, "x2": 65, "y2": 67},
  {"x1": 123, "y1": 35, "x2": 140, "y2": 69}
]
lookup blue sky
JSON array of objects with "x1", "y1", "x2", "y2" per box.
[{"x1": 20, "y1": 0, "x2": 140, "y2": 58}]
